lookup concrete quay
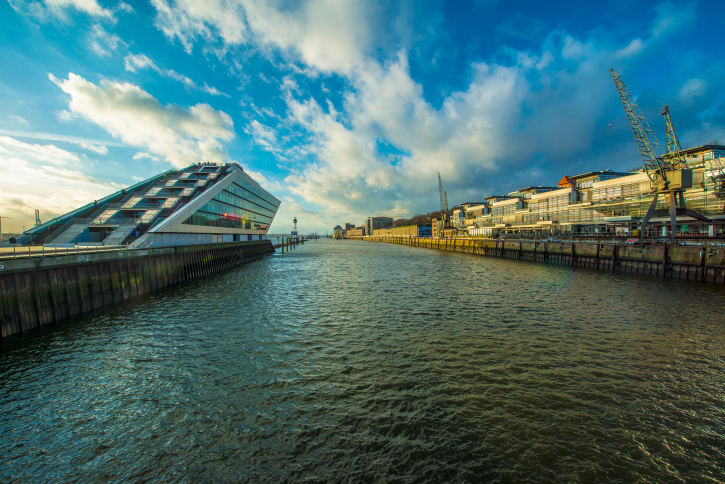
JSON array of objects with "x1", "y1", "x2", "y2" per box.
[
  {"x1": 0, "y1": 240, "x2": 274, "y2": 340},
  {"x1": 352, "y1": 236, "x2": 725, "y2": 284}
]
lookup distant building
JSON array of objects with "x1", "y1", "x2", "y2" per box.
[
  {"x1": 366, "y1": 216, "x2": 393, "y2": 236},
  {"x1": 346, "y1": 227, "x2": 365, "y2": 237},
  {"x1": 344, "y1": 223, "x2": 355, "y2": 231},
  {"x1": 333, "y1": 225, "x2": 344, "y2": 238}
]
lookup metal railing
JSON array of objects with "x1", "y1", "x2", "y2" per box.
[{"x1": 0, "y1": 244, "x2": 132, "y2": 260}]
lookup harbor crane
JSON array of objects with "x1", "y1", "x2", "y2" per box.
[
  {"x1": 438, "y1": 172, "x2": 450, "y2": 226},
  {"x1": 609, "y1": 68, "x2": 709, "y2": 242},
  {"x1": 437, "y1": 172, "x2": 459, "y2": 235}
]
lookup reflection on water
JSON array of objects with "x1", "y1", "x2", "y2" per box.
[{"x1": 1, "y1": 239, "x2": 724, "y2": 482}]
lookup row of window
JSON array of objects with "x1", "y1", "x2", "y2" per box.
[
  {"x1": 530, "y1": 194, "x2": 571, "y2": 213},
  {"x1": 226, "y1": 180, "x2": 279, "y2": 213},
  {"x1": 591, "y1": 183, "x2": 642, "y2": 203},
  {"x1": 468, "y1": 194, "x2": 725, "y2": 227},
  {"x1": 195, "y1": 199, "x2": 273, "y2": 224},
  {"x1": 213, "y1": 189, "x2": 277, "y2": 219},
  {"x1": 182, "y1": 212, "x2": 267, "y2": 230},
  {"x1": 491, "y1": 204, "x2": 518, "y2": 216}
]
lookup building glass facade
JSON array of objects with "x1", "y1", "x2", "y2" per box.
[
  {"x1": 461, "y1": 145, "x2": 725, "y2": 237},
  {"x1": 183, "y1": 178, "x2": 280, "y2": 230}
]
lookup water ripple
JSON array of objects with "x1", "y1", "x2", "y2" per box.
[{"x1": 1, "y1": 239, "x2": 724, "y2": 483}]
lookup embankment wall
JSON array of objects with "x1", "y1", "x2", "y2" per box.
[
  {"x1": 352, "y1": 236, "x2": 725, "y2": 285},
  {"x1": 0, "y1": 241, "x2": 274, "y2": 340}
]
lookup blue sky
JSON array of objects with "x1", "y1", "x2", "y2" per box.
[{"x1": 1, "y1": 0, "x2": 724, "y2": 234}]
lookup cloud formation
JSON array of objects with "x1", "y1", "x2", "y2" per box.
[
  {"x1": 146, "y1": 0, "x2": 715, "y2": 230},
  {"x1": 0, "y1": 136, "x2": 120, "y2": 231},
  {"x1": 151, "y1": 0, "x2": 374, "y2": 73},
  {"x1": 124, "y1": 53, "x2": 229, "y2": 96},
  {"x1": 88, "y1": 24, "x2": 125, "y2": 56},
  {"x1": 49, "y1": 72, "x2": 236, "y2": 167},
  {"x1": 8, "y1": 0, "x2": 130, "y2": 21}
]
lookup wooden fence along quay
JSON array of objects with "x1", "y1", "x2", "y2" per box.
[
  {"x1": 0, "y1": 240, "x2": 274, "y2": 340},
  {"x1": 350, "y1": 236, "x2": 725, "y2": 284}
]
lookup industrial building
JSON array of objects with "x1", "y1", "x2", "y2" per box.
[
  {"x1": 462, "y1": 145, "x2": 724, "y2": 237},
  {"x1": 11, "y1": 162, "x2": 280, "y2": 248}
]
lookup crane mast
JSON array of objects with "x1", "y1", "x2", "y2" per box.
[
  {"x1": 438, "y1": 172, "x2": 449, "y2": 219},
  {"x1": 660, "y1": 105, "x2": 686, "y2": 168}
]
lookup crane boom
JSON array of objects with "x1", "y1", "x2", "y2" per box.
[
  {"x1": 610, "y1": 68, "x2": 708, "y2": 243},
  {"x1": 609, "y1": 69, "x2": 668, "y2": 190},
  {"x1": 660, "y1": 105, "x2": 687, "y2": 170}
]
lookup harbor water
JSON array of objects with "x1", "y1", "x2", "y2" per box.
[{"x1": 1, "y1": 239, "x2": 724, "y2": 482}]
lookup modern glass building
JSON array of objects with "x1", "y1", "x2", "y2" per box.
[
  {"x1": 13, "y1": 162, "x2": 280, "y2": 248},
  {"x1": 464, "y1": 145, "x2": 725, "y2": 238}
]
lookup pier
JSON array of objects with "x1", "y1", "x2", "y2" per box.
[
  {"x1": 354, "y1": 236, "x2": 725, "y2": 284},
  {"x1": 0, "y1": 240, "x2": 274, "y2": 340}
]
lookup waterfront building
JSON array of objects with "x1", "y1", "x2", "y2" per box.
[
  {"x1": 451, "y1": 208, "x2": 466, "y2": 231},
  {"x1": 365, "y1": 216, "x2": 393, "y2": 236},
  {"x1": 346, "y1": 227, "x2": 365, "y2": 237},
  {"x1": 12, "y1": 162, "x2": 280, "y2": 248},
  {"x1": 372, "y1": 225, "x2": 432, "y2": 237},
  {"x1": 333, "y1": 225, "x2": 344, "y2": 238},
  {"x1": 463, "y1": 144, "x2": 725, "y2": 237}
]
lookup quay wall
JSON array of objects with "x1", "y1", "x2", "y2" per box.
[
  {"x1": 0, "y1": 240, "x2": 274, "y2": 340},
  {"x1": 351, "y1": 236, "x2": 725, "y2": 284}
]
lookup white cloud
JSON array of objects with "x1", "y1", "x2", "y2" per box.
[
  {"x1": 47, "y1": 0, "x2": 114, "y2": 18},
  {"x1": 78, "y1": 142, "x2": 108, "y2": 154},
  {"x1": 678, "y1": 78, "x2": 706, "y2": 102},
  {"x1": 151, "y1": 0, "x2": 373, "y2": 74},
  {"x1": 147, "y1": 0, "x2": 713, "y2": 231},
  {"x1": 0, "y1": 128, "x2": 125, "y2": 147},
  {"x1": 0, "y1": 135, "x2": 79, "y2": 166},
  {"x1": 124, "y1": 53, "x2": 230, "y2": 97},
  {"x1": 242, "y1": 167, "x2": 283, "y2": 192},
  {"x1": 89, "y1": 24, "x2": 125, "y2": 56},
  {"x1": 0, "y1": 136, "x2": 121, "y2": 230},
  {"x1": 132, "y1": 152, "x2": 162, "y2": 162},
  {"x1": 5, "y1": 115, "x2": 31, "y2": 127},
  {"x1": 244, "y1": 120, "x2": 281, "y2": 153},
  {"x1": 649, "y1": 1, "x2": 697, "y2": 38},
  {"x1": 50, "y1": 72, "x2": 235, "y2": 168},
  {"x1": 8, "y1": 0, "x2": 116, "y2": 21}
]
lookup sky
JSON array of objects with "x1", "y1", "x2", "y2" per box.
[{"x1": 1, "y1": 0, "x2": 724, "y2": 234}]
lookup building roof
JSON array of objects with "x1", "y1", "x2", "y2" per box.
[
  {"x1": 557, "y1": 176, "x2": 577, "y2": 188},
  {"x1": 667, "y1": 144, "x2": 725, "y2": 158},
  {"x1": 566, "y1": 170, "x2": 632, "y2": 180}
]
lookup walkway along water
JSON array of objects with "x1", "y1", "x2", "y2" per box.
[
  {"x1": 351, "y1": 236, "x2": 725, "y2": 284},
  {"x1": 0, "y1": 240, "x2": 274, "y2": 340}
]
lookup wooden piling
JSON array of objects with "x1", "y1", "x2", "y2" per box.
[{"x1": 0, "y1": 241, "x2": 274, "y2": 340}]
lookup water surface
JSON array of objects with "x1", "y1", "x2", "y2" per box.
[{"x1": 1, "y1": 239, "x2": 724, "y2": 482}]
